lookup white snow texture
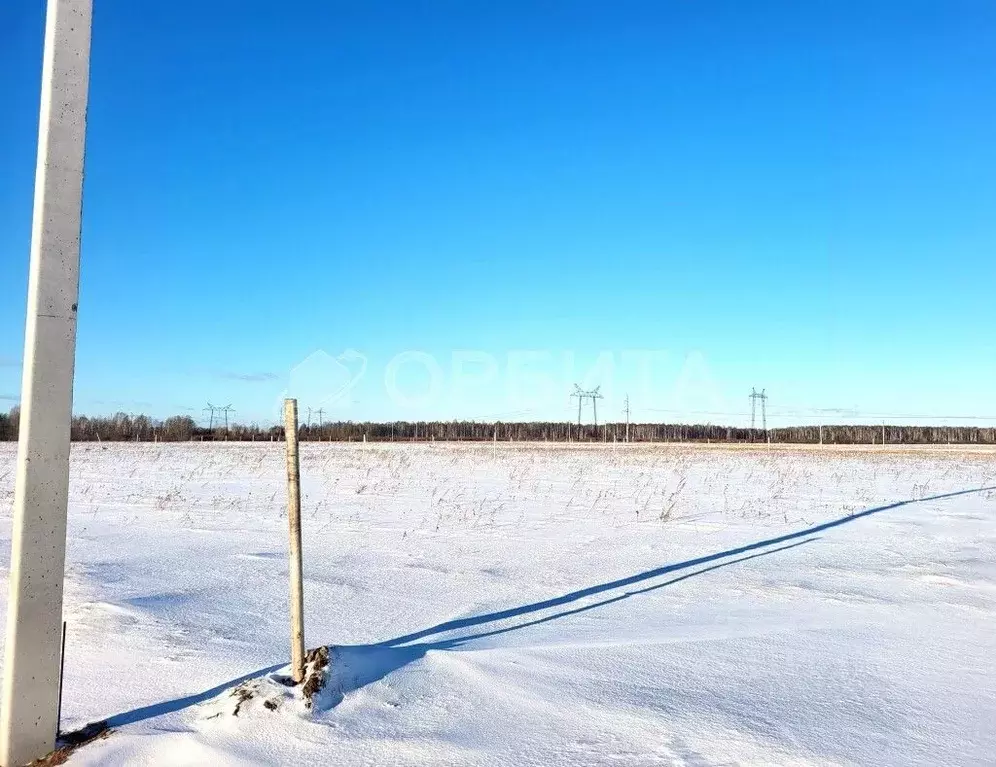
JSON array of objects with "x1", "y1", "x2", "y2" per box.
[{"x1": 0, "y1": 442, "x2": 993, "y2": 766}]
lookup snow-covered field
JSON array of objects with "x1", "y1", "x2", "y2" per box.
[{"x1": 0, "y1": 442, "x2": 994, "y2": 766}]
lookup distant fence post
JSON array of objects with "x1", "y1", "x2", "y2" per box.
[{"x1": 283, "y1": 399, "x2": 306, "y2": 683}]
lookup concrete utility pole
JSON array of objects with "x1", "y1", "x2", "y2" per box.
[
  {"x1": 624, "y1": 394, "x2": 631, "y2": 443},
  {"x1": 1, "y1": 2, "x2": 92, "y2": 764}
]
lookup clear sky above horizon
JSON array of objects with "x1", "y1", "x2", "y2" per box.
[{"x1": 1, "y1": 1, "x2": 995, "y2": 427}]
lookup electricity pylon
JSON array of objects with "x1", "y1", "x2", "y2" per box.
[{"x1": 750, "y1": 388, "x2": 768, "y2": 431}]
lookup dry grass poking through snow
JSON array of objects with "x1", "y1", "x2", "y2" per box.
[{"x1": 0, "y1": 442, "x2": 993, "y2": 766}]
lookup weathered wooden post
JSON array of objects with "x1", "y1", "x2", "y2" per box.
[
  {"x1": 283, "y1": 399, "x2": 306, "y2": 683},
  {"x1": 1, "y1": 2, "x2": 92, "y2": 764}
]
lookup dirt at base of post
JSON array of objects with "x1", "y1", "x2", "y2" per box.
[
  {"x1": 301, "y1": 646, "x2": 330, "y2": 707},
  {"x1": 227, "y1": 645, "x2": 331, "y2": 716},
  {"x1": 30, "y1": 721, "x2": 111, "y2": 766}
]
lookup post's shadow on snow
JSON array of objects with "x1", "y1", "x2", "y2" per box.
[
  {"x1": 104, "y1": 664, "x2": 286, "y2": 728},
  {"x1": 318, "y1": 536, "x2": 815, "y2": 710},
  {"x1": 103, "y1": 485, "x2": 994, "y2": 724},
  {"x1": 374, "y1": 485, "x2": 993, "y2": 650}
]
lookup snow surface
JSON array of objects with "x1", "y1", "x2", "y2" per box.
[{"x1": 0, "y1": 442, "x2": 994, "y2": 766}]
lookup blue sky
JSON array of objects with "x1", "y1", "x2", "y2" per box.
[{"x1": 1, "y1": 1, "x2": 995, "y2": 427}]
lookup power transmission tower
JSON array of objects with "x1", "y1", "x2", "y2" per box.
[
  {"x1": 204, "y1": 403, "x2": 234, "y2": 433},
  {"x1": 204, "y1": 403, "x2": 217, "y2": 431},
  {"x1": 571, "y1": 384, "x2": 604, "y2": 428},
  {"x1": 623, "y1": 394, "x2": 631, "y2": 443},
  {"x1": 218, "y1": 404, "x2": 234, "y2": 433},
  {"x1": 749, "y1": 388, "x2": 767, "y2": 431},
  {"x1": 571, "y1": 385, "x2": 585, "y2": 426},
  {"x1": 590, "y1": 386, "x2": 603, "y2": 426},
  {"x1": 314, "y1": 408, "x2": 325, "y2": 429}
]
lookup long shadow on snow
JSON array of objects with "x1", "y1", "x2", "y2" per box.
[
  {"x1": 105, "y1": 663, "x2": 286, "y2": 728},
  {"x1": 380, "y1": 484, "x2": 993, "y2": 648},
  {"x1": 104, "y1": 484, "x2": 994, "y2": 723},
  {"x1": 315, "y1": 536, "x2": 816, "y2": 709}
]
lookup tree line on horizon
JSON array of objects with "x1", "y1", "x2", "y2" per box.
[{"x1": 1, "y1": 407, "x2": 995, "y2": 445}]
